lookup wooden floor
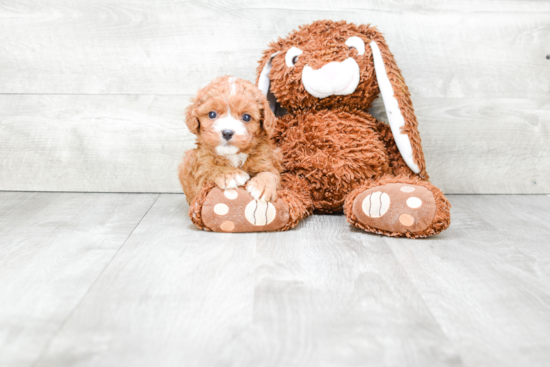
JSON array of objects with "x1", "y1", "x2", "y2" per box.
[{"x1": 1, "y1": 192, "x2": 549, "y2": 367}]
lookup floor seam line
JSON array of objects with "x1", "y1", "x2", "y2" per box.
[
  {"x1": 30, "y1": 193, "x2": 161, "y2": 367},
  {"x1": 383, "y1": 239, "x2": 468, "y2": 367}
]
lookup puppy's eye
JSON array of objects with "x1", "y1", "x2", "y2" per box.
[
  {"x1": 242, "y1": 114, "x2": 251, "y2": 122},
  {"x1": 208, "y1": 111, "x2": 217, "y2": 119},
  {"x1": 345, "y1": 36, "x2": 365, "y2": 56},
  {"x1": 285, "y1": 47, "x2": 303, "y2": 67}
]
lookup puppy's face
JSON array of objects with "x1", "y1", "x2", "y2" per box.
[{"x1": 186, "y1": 76, "x2": 274, "y2": 155}]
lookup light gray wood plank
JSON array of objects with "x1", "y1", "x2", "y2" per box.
[
  {"x1": 0, "y1": 1, "x2": 548, "y2": 98},
  {"x1": 243, "y1": 216, "x2": 462, "y2": 366},
  {"x1": 0, "y1": 192, "x2": 158, "y2": 367},
  {"x1": 385, "y1": 195, "x2": 550, "y2": 367},
  {"x1": 34, "y1": 194, "x2": 462, "y2": 367},
  {"x1": 2, "y1": 192, "x2": 550, "y2": 366},
  {"x1": 31, "y1": 194, "x2": 259, "y2": 367},
  {"x1": 448, "y1": 195, "x2": 550, "y2": 280},
  {"x1": 0, "y1": 94, "x2": 192, "y2": 193},
  {"x1": 0, "y1": 95, "x2": 547, "y2": 194}
]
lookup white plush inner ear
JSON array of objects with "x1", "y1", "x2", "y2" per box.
[
  {"x1": 369, "y1": 41, "x2": 420, "y2": 174},
  {"x1": 258, "y1": 52, "x2": 279, "y2": 113}
]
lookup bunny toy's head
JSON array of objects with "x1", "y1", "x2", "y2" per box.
[{"x1": 257, "y1": 20, "x2": 382, "y2": 113}]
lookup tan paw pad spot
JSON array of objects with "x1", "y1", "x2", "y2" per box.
[
  {"x1": 406, "y1": 197, "x2": 422, "y2": 208},
  {"x1": 245, "y1": 200, "x2": 276, "y2": 226},
  {"x1": 400, "y1": 186, "x2": 415, "y2": 193},
  {"x1": 214, "y1": 203, "x2": 229, "y2": 215},
  {"x1": 224, "y1": 189, "x2": 238, "y2": 200},
  {"x1": 399, "y1": 214, "x2": 414, "y2": 227},
  {"x1": 362, "y1": 191, "x2": 390, "y2": 218},
  {"x1": 220, "y1": 221, "x2": 235, "y2": 232}
]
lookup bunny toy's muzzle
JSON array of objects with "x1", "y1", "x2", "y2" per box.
[{"x1": 302, "y1": 58, "x2": 361, "y2": 99}]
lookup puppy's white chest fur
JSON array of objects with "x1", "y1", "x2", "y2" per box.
[
  {"x1": 224, "y1": 152, "x2": 248, "y2": 167},
  {"x1": 215, "y1": 145, "x2": 248, "y2": 167}
]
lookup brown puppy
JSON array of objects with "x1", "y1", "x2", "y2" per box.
[{"x1": 178, "y1": 76, "x2": 282, "y2": 205}]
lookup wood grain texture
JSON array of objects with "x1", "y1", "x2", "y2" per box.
[
  {"x1": 385, "y1": 194, "x2": 550, "y2": 367},
  {"x1": 0, "y1": 95, "x2": 192, "y2": 193},
  {"x1": 33, "y1": 194, "x2": 260, "y2": 367},
  {"x1": 0, "y1": 1, "x2": 548, "y2": 97},
  {"x1": 0, "y1": 95, "x2": 547, "y2": 193},
  {"x1": 0, "y1": 0, "x2": 548, "y2": 193},
  {"x1": 33, "y1": 194, "x2": 462, "y2": 367},
  {"x1": 245, "y1": 217, "x2": 462, "y2": 366},
  {"x1": 0, "y1": 192, "x2": 158, "y2": 367},
  {"x1": 1, "y1": 192, "x2": 548, "y2": 366}
]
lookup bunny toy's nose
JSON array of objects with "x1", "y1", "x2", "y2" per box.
[{"x1": 320, "y1": 62, "x2": 341, "y2": 80}]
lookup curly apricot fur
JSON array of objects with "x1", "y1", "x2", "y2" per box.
[{"x1": 178, "y1": 76, "x2": 282, "y2": 205}]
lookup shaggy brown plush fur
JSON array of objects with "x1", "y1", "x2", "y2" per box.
[
  {"x1": 257, "y1": 21, "x2": 429, "y2": 175},
  {"x1": 252, "y1": 20, "x2": 451, "y2": 237},
  {"x1": 277, "y1": 173, "x2": 313, "y2": 230},
  {"x1": 273, "y1": 108, "x2": 390, "y2": 213},
  {"x1": 188, "y1": 181, "x2": 216, "y2": 231}
]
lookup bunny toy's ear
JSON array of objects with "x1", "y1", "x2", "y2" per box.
[
  {"x1": 369, "y1": 37, "x2": 427, "y2": 178},
  {"x1": 257, "y1": 52, "x2": 280, "y2": 114}
]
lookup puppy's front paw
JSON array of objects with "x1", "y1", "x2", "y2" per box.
[
  {"x1": 214, "y1": 171, "x2": 250, "y2": 189},
  {"x1": 246, "y1": 177, "x2": 278, "y2": 202}
]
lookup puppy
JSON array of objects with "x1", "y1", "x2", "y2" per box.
[{"x1": 178, "y1": 76, "x2": 282, "y2": 205}]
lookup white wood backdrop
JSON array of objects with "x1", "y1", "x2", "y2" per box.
[{"x1": 0, "y1": 0, "x2": 548, "y2": 193}]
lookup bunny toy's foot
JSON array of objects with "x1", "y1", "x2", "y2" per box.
[
  {"x1": 189, "y1": 184, "x2": 290, "y2": 233},
  {"x1": 345, "y1": 178, "x2": 451, "y2": 238}
]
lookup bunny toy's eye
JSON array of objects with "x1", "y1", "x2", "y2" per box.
[
  {"x1": 208, "y1": 111, "x2": 217, "y2": 119},
  {"x1": 345, "y1": 36, "x2": 365, "y2": 56},
  {"x1": 285, "y1": 47, "x2": 303, "y2": 67},
  {"x1": 242, "y1": 114, "x2": 251, "y2": 122}
]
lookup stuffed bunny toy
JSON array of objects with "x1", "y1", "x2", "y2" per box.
[{"x1": 190, "y1": 20, "x2": 450, "y2": 238}]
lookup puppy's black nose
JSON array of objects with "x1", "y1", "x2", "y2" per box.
[{"x1": 222, "y1": 129, "x2": 234, "y2": 141}]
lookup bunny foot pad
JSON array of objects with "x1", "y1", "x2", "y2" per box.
[
  {"x1": 352, "y1": 183, "x2": 436, "y2": 235},
  {"x1": 201, "y1": 187, "x2": 290, "y2": 232}
]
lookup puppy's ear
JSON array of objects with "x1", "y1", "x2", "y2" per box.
[
  {"x1": 366, "y1": 28, "x2": 427, "y2": 177},
  {"x1": 184, "y1": 100, "x2": 200, "y2": 135}
]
